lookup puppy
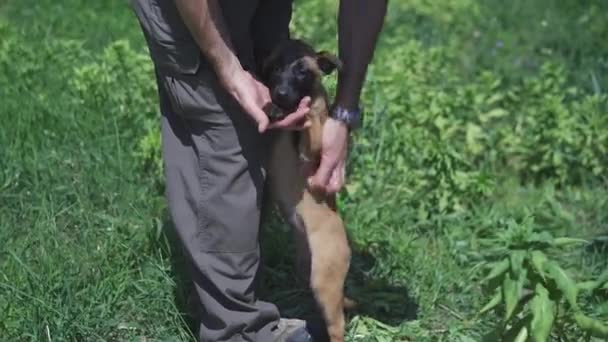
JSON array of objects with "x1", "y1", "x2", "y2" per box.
[{"x1": 260, "y1": 39, "x2": 354, "y2": 342}]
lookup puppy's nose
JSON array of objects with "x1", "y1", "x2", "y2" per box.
[
  {"x1": 272, "y1": 86, "x2": 292, "y2": 107},
  {"x1": 275, "y1": 87, "x2": 289, "y2": 99}
]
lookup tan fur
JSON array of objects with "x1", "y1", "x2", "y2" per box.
[
  {"x1": 301, "y1": 56, "x2": 324, "y2": 77},
  {"x1": 267, "y1": 76, "x2": 355, "y2": 342}
]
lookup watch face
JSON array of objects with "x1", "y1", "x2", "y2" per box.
[{"x1": 331, "y1": 105, "x2": 362, "y2": 129}]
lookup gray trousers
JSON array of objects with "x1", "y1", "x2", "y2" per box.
[
  {"x1": 157, "y1": 64, "x2": 280, "y2": 342},
  {"x1": 132, "y1": 1, "x2": 294, "y2": 340}
]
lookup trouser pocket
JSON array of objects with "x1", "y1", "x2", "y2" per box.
[{"x1": 159, "y1": 69, "x2": 240, "y2": 123}]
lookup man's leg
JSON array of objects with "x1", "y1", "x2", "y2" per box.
[{"x1": 157, "y1": 69, "x2": 280, "y2": 341}]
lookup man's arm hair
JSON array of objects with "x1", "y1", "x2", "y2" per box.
[
  {"x1": 335, "y1": 0, "x2": 388, "y2": 110},
  {"x1": 174, "y1": 0, "x2": 241, "y2": 84}
]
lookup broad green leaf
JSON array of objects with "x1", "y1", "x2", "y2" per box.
[
  {"x1": 530, "y1": 251, "x2": 548, "y2": 281},
  {"x1": 552, "y1": 237, "x2": 589, "y2": 246},
  {"x1": 544, "y1": 261, "x2": 578, "y2": 310},
  {"x1": 344, "y1": 181, "x2": 361, "y2": 196},
  {"x1": 503, "y1": 274, "x2": 518, "y2": 322},
  {"x1": 352, "y1": 317, "x2": 369, "y2": 336},
  {"x1": 480, "y1": 108, "x2": 509, "y2": 122},
  {"x1": 574, "y1": 313, "x2": 608, "y2": 338},
  {"x1": 530, "y1": 283, "x2": 555, "y2": 342},
  {"x1": 479, "y1": 290, "x2": 502, "y2": 314},
  {"x1": 456, "y1": 334, "x2": 478, "y2": 342},
  {"x1": 466, "y1": 123, "x2": 484, "y2": 154},
  {"x1": 514, "y1": 326, "x2": 528, "y2": 342},
  {"x1": 577, "y1": 280, "x2": 601, "y2": 292},
  {"x1": 376, "y1": 335, "x2": 391, "y2": 342},
  {"x1": 486, "y1": 93, "x2": 504, "y2": 105},
  {"x1": 510, "y1": 250, "x2": 526, "y2": 276},
  {"x1": 529, "y1": 232, "x2": 554, "y2": 247},
  {"x1": 482, "y1": 258, "x2": 509, "y2": 285},
  {"x1": 503, "y1": 268, "x2": 526, "y2": 322},
  {"x1": 594, "y1": 270, "x2": 608, "y2": 288},
  {"x1": 370, "y1": 318, "x2": 399, "y2": 333}
]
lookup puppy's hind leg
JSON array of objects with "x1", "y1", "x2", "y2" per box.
[
  {"x1": 286, "y1": 210, "x2": 313, "y2": 287},
  {"x1": 307, "y1": 214, "x2": 351, "y2": 342}
]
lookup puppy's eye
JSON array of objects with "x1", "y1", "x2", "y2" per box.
[
  {"x1": 295, "y1": 62, "x2": 307, "y2": 74},
  {"x1": 294, "y1": 63, "x2": 310, "y2": 81}
]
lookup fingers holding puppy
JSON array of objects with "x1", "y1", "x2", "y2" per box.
[{"x1": 268, "y1": 96, "x2": 312, "y2": 130}]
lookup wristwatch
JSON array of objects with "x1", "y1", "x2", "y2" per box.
[{"x1": 329, "y1": 104, "x2": 363, "y2": 131}]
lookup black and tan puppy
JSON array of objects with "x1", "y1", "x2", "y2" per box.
[{"x1": 261, "y1": 39, "x2": 354, "y2": 342}]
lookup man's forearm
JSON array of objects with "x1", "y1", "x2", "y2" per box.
[
  {"x1": 175, "y1": 0, "x2": 241, "y2": 83},
  {"x1": 335, "y1": 0, "x2": 388, "y2": 110}
]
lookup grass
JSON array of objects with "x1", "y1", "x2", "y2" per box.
[{"x1": 1, "y1": 0, "x2": 607, "y2": 341}]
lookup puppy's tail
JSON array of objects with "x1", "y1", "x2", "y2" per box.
[{"x1": 344, "y1": 296, "x2": 358, "y2": 311}]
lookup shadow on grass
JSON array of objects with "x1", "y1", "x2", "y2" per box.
[
  {"x1": 257, "y1": 211, "x2": 419, "y2": 340},
  {"x1": 344, "y1": 246, "x2": 419, "y2": 325},
  {"x1": 586, "y1": 234, "x2": 608, "y2": 254},
  {"x1": 583, "y1": 233, "x2": 608, "y2": 272},
  {"x1": 154, "y1": 211, "x2": 418, "y2": 341}
]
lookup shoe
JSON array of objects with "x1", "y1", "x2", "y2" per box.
[{"x1": 271, "y1": 318, "x2": 313, "y2": 342}]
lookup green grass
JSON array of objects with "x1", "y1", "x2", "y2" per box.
[{"x1": 1, "y1": 0, "x2": 607, "y2": 341}]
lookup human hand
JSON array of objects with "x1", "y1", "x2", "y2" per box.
[
  {"x1": 308, "y1": 118, "x2": 349, "y2": 194},
  {"x1": 268, "y1": 96, "x2": 312, "y2": 130},
  {"x1": 221, "y1": 67, "x2": 273, "y2": 133}
]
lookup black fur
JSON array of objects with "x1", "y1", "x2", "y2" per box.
[
  {"x1": 261, "y1": 39, "x2": 339, "y2": 117},
  {"x1": 261, "y1": 40, "x2": 317, "y2": 114}
]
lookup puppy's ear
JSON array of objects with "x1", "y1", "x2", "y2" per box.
[{"x1": 316, "y1": 51, "x2": 342, "y2": 75}]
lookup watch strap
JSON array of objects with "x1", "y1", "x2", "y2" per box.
[{"x1": 329, "y1": 104, "x2": 362, "y2": 130}]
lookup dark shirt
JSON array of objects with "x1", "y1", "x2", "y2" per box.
[{"x1": 130, "y1": 0, "x2": 293, "y2": 77}]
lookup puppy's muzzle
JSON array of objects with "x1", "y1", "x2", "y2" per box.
[
  {"x1": 261, "y1": 102, "x2": 282, "y2": 122},
  {"x1": 271, "y1": 87, "x2": 299, "y2": 114}
]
